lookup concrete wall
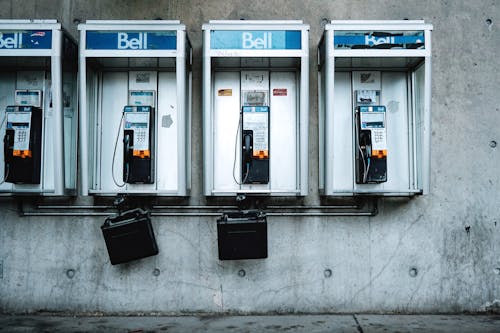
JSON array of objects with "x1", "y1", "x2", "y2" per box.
[{"x1": 0, "y1": 0, "x2": 499, "y2": 314}]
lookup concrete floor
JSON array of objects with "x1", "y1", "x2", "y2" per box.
[{"x1": 1, "y1": 314, "x2": 500, "y2": 333}]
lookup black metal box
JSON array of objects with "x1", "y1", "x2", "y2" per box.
[
  {"x1": 101, "y1": 209, "x2": 158, "y2": 265},
  {"x1": 217, "y1": 211, "x2": 267, "y2": 260}
]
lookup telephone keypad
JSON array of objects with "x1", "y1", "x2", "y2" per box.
[
  {"x1": 373, "y1": 129, "x2": 385, "y2": 144},
  {"x1": 135, "y1": 130, "x2": 146, "y2": 143},
  {"x1": 17, "y1": 131, "x2": 27, "y2": 142}
]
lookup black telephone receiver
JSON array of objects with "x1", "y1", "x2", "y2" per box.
[
  {"x1": 243, "y1": 132, "x2": 252, "y2": 164},
  {"x1": 3, "y1": 131, "x2": 13, "y2": 150},
  {"x1": 123, "y1": 133, "x2": 132, "y2": 183},
  {"x1": 3, "y1": 131, "x2": 12, "y2": 180},
  {"x1": 359, "y1": 130, "x2": 372, "y2": 157}
]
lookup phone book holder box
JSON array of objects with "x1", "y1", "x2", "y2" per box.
[
  {"x1": 101, "y1": 208, "x2": 158, "y2": 265},
  {"x1": 217, "y1": 210, "x2": 268, "y2": 260}
]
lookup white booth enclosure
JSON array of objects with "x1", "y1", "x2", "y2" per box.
[
  {"x1": 0, "y1": 20, "x2": 78, "y2": 196},
  {"x1": 202, "y1": 20, "x2": 309, "y2": 196},
  {"x1": 78, "y1": 21, "x2": 191, "y2": 196},
  {"x1": 318, "y1": 20, "x2": 433, "y2": 196}
]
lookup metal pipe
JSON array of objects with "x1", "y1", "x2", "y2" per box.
[
  {"x1": 152, "y1": 205, "x2": 239, "y2": 209},
  {"x1": 34, "y1": 205, "x2": 361, "y2": 211},
  {"x1": 266, "y1": 205, "x2": 360, "y2": 209},
  {"x1": 21, "y1": 212, "x2": 112, "y2": 217},
  {"x1": 37, "y1": 205, "x2": 114, "y2": 209},
  {"x1": 152, "y1": 212, "x2": 222, "y2": 216},
  {"x1": 22, "y1": 200, "x2": 378, "y2": 217},
  {"x1": 20, "y1": 211, "x2": 375, "y2": 217},
  {"x1": 267, "y1": 212, "x2": 375, "y2": 217}
]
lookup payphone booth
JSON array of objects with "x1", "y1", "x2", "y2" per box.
[
  {"x1": 202, "y1": 20, "x2": 309, "y2": 196},
  {"x1": 318, "y1": 20, "x2": 433, "y2": 196},
  {"x1": 0, "y1": 20, "x2": 78, "y2": 196},
  {"x1": 78, "y1": 21, "x2": 191, "y2": 196}
]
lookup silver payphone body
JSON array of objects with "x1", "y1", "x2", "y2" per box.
[
  {"x1": 3, "y1": 103, "x2": 43, "y2": 184},
  {"x1": 121, "y1": 104, "x2": 154, "y2": 184},
  {"x1": 241, "y1": 105, "x2": 270, "y2": 184},
  {"x1": 355, "y1": 105, "x2": 387, "y2": 184}
]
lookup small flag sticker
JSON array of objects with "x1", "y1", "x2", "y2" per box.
[{"x1": 30, "y1": 31, "x2": 46, "y2": 37}]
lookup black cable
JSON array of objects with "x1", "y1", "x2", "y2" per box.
[
  {"x1": 0, "y1": 115, "x2": 8, "y2": 185},
  {"x1": 0, "y1": 115, "x2": 6, "y2": 131},
  {"x1": 111, "y1": 114, "x2": 126, "y2": 188}
]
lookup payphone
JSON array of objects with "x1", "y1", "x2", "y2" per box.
[
  {"x1": 111, "y1": 89, "x2": 155, "y2": 187},
  {"x1": 2, "y1": 89, "x2": 43, "y2": 184},
  {"x1": 122, "y1": 105, "x2": 154, "y2": 184},
  {"x1": 355, "y1": 105, "x2": 387, "y2": 183},
  {"x1": 3, "y1": 105, "x2": 42, "y2": 184},
  {"x1": 241, "y1": 105, "x2": 270, "y2": 184}
]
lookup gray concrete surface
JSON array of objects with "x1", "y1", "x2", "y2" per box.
[
  {"x1": 1, "y1": 314, "x2": 500, "y2": 333},
  {"x1": 0, "y1": 0, "x2": 499, "y2": 314}
]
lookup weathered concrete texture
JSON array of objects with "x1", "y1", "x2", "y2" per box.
[
  {"x1": 0, "y1": 0, "x2": 500, "y2": 314},
  {"x1": 1, "y1": 314, "x2": 500, "y2": 333}
]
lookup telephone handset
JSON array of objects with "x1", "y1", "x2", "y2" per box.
[
  {"x1": 243, "y1": 131, "x2": 252, "y2": 162},
  {"x1": 2, "y1": 131, "x2": 13, "y2": 183}
]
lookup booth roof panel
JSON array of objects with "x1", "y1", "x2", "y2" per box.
[
  {"x1": 326, "y1": 20, "x2": 432, "y2": 31},
  {"x1": 0, "y1": 19, "x2": 57, "y2": 24},
  {"x1": 0, "y1": 19, "x2": 61, "y2": 30},
  {"x1": 331, "y1": 20, "x2": 425, "y2": 24},
  {"x1": 85, "y1": 20, "x2": 181, "y2": 24},
  {"x1": 79, "y1": 20, "x2": 185, "y2": 31},
  {"x1": 203, "y1": 20, "x2": 309, "y2": 31},
  {"x1": 208, "y1": 20, "x2": 303, "y2": 24}
]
